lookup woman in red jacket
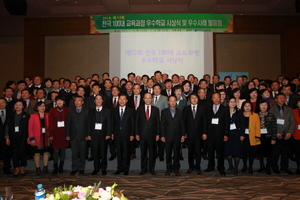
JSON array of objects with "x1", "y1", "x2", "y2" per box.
[
  {"x1": 28, "y1": 101, "x2": 50, "y2": 176},
  {"x1": 49, "y1": 95, "x2": 70, "y2": 175},
  {"x1": 293, "y1": 97, "x2": 300, "y2": 174}
]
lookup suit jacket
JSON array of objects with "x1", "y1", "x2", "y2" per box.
[
  {"x1": 286, "y1": 94, "x2": 297, "y2": 109},
  {"x1": 269, "y1": 104, "x2": 295, "y2": 135},
  {"x1": 127, "y1": 94, "x2": 145, "y2": 110},
  {"x1": 135, "y1": 105, "x2": 160, "y2": 139},
  {"x1": 161, "y1": 108, "x2": 185, "y2": 142},
  {"x1": 88, "y1": 107, "x2": 112, "y2": 138},
  {"x1": 28, "y1": 112, "x2": 50, "y2": 146},
  {"x1": 152, "y1": 95, "x2": 168, "y2": 116},
  {"x1": 205, "y1": 104, "x2": 230, "y2": 140},
  {"x1": 112, "y1": 106, "x2": 135, "y2": 140},
  {"x1": 27, "y1": 99, "x2": 52, "y2": 114},
  {"x1": 161, "y1": 89, "x2": 175, "y2": 97},
  {"x1": 85, "y1": 95, "x2": 96, "y2": 109},
  {"x1": 247, "y1": 113, "x2": 261, "y2": 146},
  {"x1": 183, "y1": 104, "x2": 206, "y2": 140},
  {"x1": 66, "y1": 107, "x2": 90, "y2": 141},
  {"x1": 0, "y1": 109, "x2": 13, "y2": 141},
  {"x1": 104, "y1": 97, "x2": 119, "y2": 110},
  {"x1": 5, "y1": 111, "x2": 30, "y2": 149},
  {"x1": 191, "y1": 84, "x2": 199, "y2": 94},
  {"x1": 5, "y1": 98, "x2": 17, "y2": 111}
]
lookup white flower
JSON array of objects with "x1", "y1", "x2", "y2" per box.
[
  {"x1": 106, "y1": 187, "x2": 112, "y2": 192},
  {"x1": 47, "y1": 194, "x2": 55, "y2": 200},
  {"x1": 112, "y1": 197, "x2": 120, "y2": 200},
  {"x1": 100, "y1": 190, "x2": 112, "y2": 200}
]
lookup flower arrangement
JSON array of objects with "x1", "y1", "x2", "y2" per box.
[{"x1": 41, "y1": 182, "x2": 127, "y2": 200}]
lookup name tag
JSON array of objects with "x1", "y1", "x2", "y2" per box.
[
  {"x1": 95, "y1": 123, "x2": 102, "y2": 130},
  {"x1": 277, "y1": 119, "x2": 285, "y2": 125},
  {"x1": 211, "y1": 118, "x2": 219, "y2": 124},
  {"x1": 57, "y1": 121, "x2": 65, "y2": 127},
  {"x1": 298, "y1": 125, "x2": 300, "y2": 130},
  {"x1": 230, "y1": 123, "x2": 236, "y2": 130},
  {"x1": 261, "y1": 128, "x2": 268, "y2": 134},
  {"x1": 42, "y1": 128, "x2": 45, "y2": 133},
  {"x1": 245, "y1": 128, "x2": 249, "y2": 134},
  {"x1": 15, "y1": 126, "x2": 19, "y2": 132}
]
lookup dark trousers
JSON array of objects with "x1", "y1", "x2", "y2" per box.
[
  {"x1": 115, "y1": 137, "x2": 130, "y2": 172},
  {"x1": 207, "y1": 138, "x2": 225, "y2": 172},
  {"x1": 2, "y1": 142, "x2": 12, "y2": 172},
  {"x1": 108, "y1": 138, "x2": 117, "y2": 157},
  {"x1": 91, "y1": 136, "x2": 108, "y2": 171},
  {"x1": 293, "y1": 139, "x2": 300, "y2": 168},
  {"x1": 12, "y1": 146, "x2": 27, "y2": 168},
  {"x1": 140, "y1": 138, "x2": 156, "y2": 172},
  {"x1": 272, "y1": 144, "x2": 289, "y2": 171},
  {"x1": 165, "y1": 140, "x2": 181, "y2": 171},
  {"x1": 186, "y1": 137, "x2": 201, "y2": 170},
  {"x1": 157, "y1": 140, "x2": 165, "y2": 159},
  {"x1": 70, "y1": 140, "x2": 86, "y2": 171}
]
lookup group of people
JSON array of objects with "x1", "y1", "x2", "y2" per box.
[{"x1": 1, "y1": 71, "x2": 300, "y2": 177}]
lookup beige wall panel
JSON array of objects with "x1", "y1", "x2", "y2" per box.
[
  {"x1": 0, "y1": 36, "x2": 24, "y2": 90},
  {"x1": 215, "y1": 34, "x2": 281, "y2": 80},
  {"x1": 45, "y1": 35, "x2": 109, "y2": 80}
]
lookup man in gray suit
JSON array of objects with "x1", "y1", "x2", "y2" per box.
[
  {"x1": 152, "y1": 84, "x2": 168, "y2": 161},
  {"x1": 66, "y1": 96, "x2": 90, "y2": 176},
  {"x1": 269, "y1": 93, "x2": 295, "y2": 175},
  {"x1": 27, "y1": 88, "x2": 51, "y2": 114}
]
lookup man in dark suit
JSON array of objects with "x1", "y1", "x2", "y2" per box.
[
  {"x1": 101, "y1": 79, "x2": 113, "y2": 100},
  {"x1": 85, "y1": 83, "x2": 102, "y2": 109},
  {"x1": 198, "y1": 79, "x2": 213, "y2": 101},
  {"x1": 127, "y1": 84, "x2": 144, "y2": 110},
  {"x1": 282, "y1": 85, "x2": 297, "y2": 109},
  {"x1": 203, "y1": 92, "x2": 230, "y2": 176},
  {"x1": 161, "y1": 96, "x2": 185, "y2": 176},
  {"x1": 187, "y1": 74, "x2": 199, "y2": 94},
  {"x1": 2, "y1": 87, "x2": 16, "y2": 112},
  {"x1": 66, "y1": 96, "x2": 90, "y2": 176},
  {"x1": 0, "y1": 98, "x2": 13, "y2": 174},
  {"x1": 136, "y1": 93, "x2": 160, "y2": 175},
  {"x1": 161, "y1": 79, "x2": 174, "y2": 97},
  {"x1": 21, "y1": 89, "x2": 31, "y2": 113},
  {"x1": 269, "y1": 93, "x2": 295, "y2": 175},
  {"x1": 46, "y1": 92, "x2": 59, "y2": 112},
  {"x1": 87, "y1": 94, "x2": 111, "y2": 176},
  {"x1": 112, "y1": 95, "x2": 135, "y2": 175},
  {"x1": 209, "y1": 75, "x2": 220, "y2": 93},
  {"x1": 183, "y1": 94, "x2": 206, "y2": 175}
]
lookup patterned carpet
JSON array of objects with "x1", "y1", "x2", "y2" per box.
[{"x1": 1, "y1": 170, "x2": 300, "y2": 199}]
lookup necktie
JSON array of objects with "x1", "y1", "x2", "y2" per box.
[
  {"x1": 280, "y1": 106, "x2": 283, "y2": 117},
  {"x1": 97, "y1": 108, "x2": 100, "y2": 112},
  {"x1": 120, "y1": 108, "x2": 124, "y2": 121},
  {"x1": 113, "y1": 98, "x2": 117, "y2": 108},
  {"x1": 155, "y1": 96, "x2": 158, "y2": 104},
  {"x1": 0, "y1": 111, "x2": 4, "y2": 124},
  {"x1": 7, "y1": 98, "x2": 12, "y2": 102},
  {"x1": 134, "y1": 96, "x2": 138, "y2": 108},
  {"x1": 214, "y1": 105, "x2": 218, "y2": 114},
  {"x1": 167, "y1": 90, "x2": 170, "y2": 96},
  {"x1": 148, "y1": 89, "x2": 152, "y2": 94},
  {"x1": 192, "y1": 106, "x2": 196, "y2": 119},
  {"x1": 146, "y1": 106, "x2": 150, "y2": 120}
]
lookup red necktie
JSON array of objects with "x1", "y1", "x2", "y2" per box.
[
  {"x1": 113, "y1": 98, "x2": 117, "y2": 108},
  {"x1": 146, "y1": 106, "x2": 150, "y2": 120},
  {"x1": 134, "y1": 96, "x2": 138, "y2": 108},
  {"x1": 167, "y1": 90, "x2": 170, "y2": 96}
]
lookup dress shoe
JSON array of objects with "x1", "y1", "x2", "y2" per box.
[
  {"x1": 159, "y1": 157, "x2": 164, "y2": 162},
  {"x1": 139, "y1": 171, "x2": 146, "y2": 175},
  {"x1": 36, "y1": 168, "x2": 42, "y2": 176},
  {"x1": 284, "y1": 169, "x2": 294, "y2": 175},
  {"x1": 266, "y1": 167, "x2": 271, "y2": 175},
  {"x1": 165, "y1": 171, "x2": 171, "y2": 175},
  {"x1": 186, "y1": 169, "x2": 193, "y2": 174},
  {"x1": 43, "y1": 166, "x2": 48, "y2": 175},
  {"x1": 227, "y1": 167, "x2": 233, "y2": 172},
  {"x1": 88, "y1": 157, "x2": 94, "y2": 162},
  {"x1": 4, "y1": 170, "x2": 12, "y2": 175},
  {"x1": 257, "y1": 166, "x2": 265, "y2": 173},
  {"x1": 130, "y1": 154, "x2": 136, "y2": 160},
  {"x1": 102, "y1": 171, "x2": 107, "y2": 176},
  {"x1": 109, "y1": 156, "x2": 116, "y2": 161},
  {"x1": 249, "y1": 168, "x2": 253, "y2": 175},
  {"x1": 150, "y1": 171, "x2": 156, "y2": 175},
  {"x1": 124, "y1": 171, "x2": 129, "y2": 176},
  {"x1": 219, "y1": 171, "x2": 226, "y2": 176},
  {"x1": 295, "y1": 168, "x2": 300, "y2": 174},
  {"x1": 174, "y1": 171, "x2": 181, "y2": 176},
  {"x1": 233, "y1": 167, "x2": 238, "y2": 176},
  {"x1": 70, "y1": 170, "x2": 78, "y2": 176},
  {"x1": 196, "y1": 170, "x2": 203, "y2": 175},
  {"x1": 204, "y1": 168, "x2": 215, "y2": 172},
  {"x1": 241, "y1": 166, "x2": 247, "y2": 173},
  {"x1": 272, "y1": 168, "x2": 280, "y2": 174},
  {"x1": 114, "y1": 170, "x2": 123, "y2": 175},
  {"x1": 91, "y1": 170, "x2": 99, "y2": 175},
  {"x1": 13, "y1": 168, "x2": 19, "y2": 177},
  {"x1": 79, "y1": 170, "x2": 84, "y2": 175}
]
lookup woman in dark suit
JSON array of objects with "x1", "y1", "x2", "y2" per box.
[
  {"x1": 49, "y1": 95, "x2": 70, "y2": 175},
  {"x1": 224, "y1": 97, "x2": 245, "y2": 175},
  {"x1": 257, "y1": 100, "x2": 277, "y2": 175},
  {"x1": 28, "y1": 101, "x2": 50, "y2": 176},
  {"x1": 5, "y1": 100, "x2": 30, "y2": 176}
]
